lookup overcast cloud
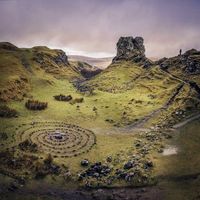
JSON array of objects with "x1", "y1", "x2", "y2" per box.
[{"x1": 0, "y1": 0, "x2": 200, "y2": 58}]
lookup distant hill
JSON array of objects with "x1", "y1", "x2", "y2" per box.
[{"x1": 68, "y1": 55, "x2": 112, "y2": 69}]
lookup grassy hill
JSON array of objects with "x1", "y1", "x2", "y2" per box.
[
  {"x1": 0, "y1": 42, "x2": 82, "y2": 102},
  {"x1": 82, "y1": 59, "x2": 200, "y2": 127}
]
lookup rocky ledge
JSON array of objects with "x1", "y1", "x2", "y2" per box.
[{"x1": 156, "y1": 48, "x2": 200, "y2": 75}]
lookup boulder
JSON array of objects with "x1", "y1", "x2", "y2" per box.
[
  {"x1": 124, "y1": 161, "x2": 133, "y2": 170},
  {"x1": 106, "y1": 156, "x2": 112, "y2": 163},
  {"x1": 79, "y1": 162, "x2": 111, "y2": 179},
  {"x1": 81, "y1": 159, "x2": 89, "y2": 167}
]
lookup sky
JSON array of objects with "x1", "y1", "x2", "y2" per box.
[{"x1": 0, "y1": 0, "x2": 200, "y2": 58}]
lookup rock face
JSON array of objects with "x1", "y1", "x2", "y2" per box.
[
  {"x1": 112, "y1": 36, "x2": 151, "y2": 66},
  {"x1": 54, "y1": 50, "x2": 69, "y2": 65},
  {"x1": 33, "y1": 48, "x2": 69, "y2": 67},
  {"x1": 158, "y1": 49, "x2": 200, "y2": 74},
  {"x1": 184, "y1": 49, "x2": 200, "y2": 74}
]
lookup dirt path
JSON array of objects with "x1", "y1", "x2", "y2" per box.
[
  {"x1": 173, "y1": 113, "x2": 200, "y2": 128},
  {"x1": 123, "y1": 83, "x2": 185, "y2": 131},
  {"x1": 92, "y1": 69, "x2": 200, "y2": 135},
  {"x1": 124, "y1": 69, "x2": 200, "y2": 132},
  {"x1": 0, "y1": 183, "x2": 163, "y2": 200},
  {"x1": 161, "y1": 69, "x2": 200, "y2": 96}
]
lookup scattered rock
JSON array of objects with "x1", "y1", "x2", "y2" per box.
[
  {"x1": 144, "y1": 160, "x2": 153, "y2": 169},
  {"x1": 81, "y1": 159, "x2": 89, "y2": 167},
  {"x1": 124, "y1": 161, "x2": 134, "y2": 170},
  {"x1": 8, "y1": 182, "x2": 18, "y2": 192},
  {"x1": 18, "y1": 139, "x2": 38, "y2": 152},
  {"x1": 79, "y1": 162, "x2": 111, "y2": 180},
  {"x1": 125, "y1": 172, "x2": 135, "y2": 182},
  {"x1": 54, "y1": 94, "x2": 72, "y2": 101},
  {"x1": 106, "y1": 156, "x2": 112, "y2": 163}
]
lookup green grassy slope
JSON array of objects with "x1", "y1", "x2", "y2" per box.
[
  {"x1": 82, "y1": 60, "x2": 200, "y2": 127},
  {"x1": 0, "y1": 42, "x2": 81, "y2": 102}
]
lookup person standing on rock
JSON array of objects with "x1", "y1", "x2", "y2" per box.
[{"x1": 179, "y1": 49, "x2": 182, "y2": 56}]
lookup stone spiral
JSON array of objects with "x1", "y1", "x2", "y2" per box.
[{"x1": 1, "y1": 121, "x2": 96, "y2": 158}]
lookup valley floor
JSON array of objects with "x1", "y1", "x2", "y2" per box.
[{"x1": 1, "y1": 117, "x2": 200, "y2": 200}]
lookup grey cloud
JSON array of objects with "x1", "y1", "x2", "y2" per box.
[{"x1": 0, "y1": 0, "x2": 200, "y2": 58}]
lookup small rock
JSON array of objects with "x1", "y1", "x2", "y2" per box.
[
  {"x1": 81, "y1": 159, "x2": 89, "y2": 167},
  {"x1": 124, "y1": 161, "x2": 133, "y2": 170},
  {"x1": 106, "y1": 156, "x2": 112, "y2": 163}
]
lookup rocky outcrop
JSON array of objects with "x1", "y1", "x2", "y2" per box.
[
  {"x1": 33, "y1": 47, "x2": 69, "y2": 67},
  {"x1": 158, "y1": 49, "x2": 200, "y2": 75},
  {"x1": 184, "y1": 49, "x2": 200, "y2": 74},
  {"x1": 0, "y1": 42, "x2": 18, "y2": 51},
  {"x1": 54, "y1": 50, "x2": 69, "y2": 65},
  {"x1": 112, "y1": 36, "x2": 152, "y2": 67}
]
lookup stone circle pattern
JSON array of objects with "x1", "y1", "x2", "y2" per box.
[{"x1": 1, "y1": 121, "x2": 96, "y2": 158}]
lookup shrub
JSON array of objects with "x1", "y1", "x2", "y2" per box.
[
  {"x1": 18, "y1": 139, "x2": 38, "y2": 152},
  {"x1": 25, "y1": 100, "x2": 48, "y2": 110},
  {"x1": 54, "y1": 94, "x2": 72, "y2": 101},
  {"x1": 70, "y1": 97, "x2": 84, "y2": 104},
  {"x1": 0, "y1": 105, "x2": 18, "y2": 118}
]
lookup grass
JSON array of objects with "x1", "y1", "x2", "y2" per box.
[{"x1": 151, "y1": 118, "x2": 200, "y2": 200}]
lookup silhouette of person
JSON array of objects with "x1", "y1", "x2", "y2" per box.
[{"x1": 179, "y1": 49, "x2": 182, "y2": 56}]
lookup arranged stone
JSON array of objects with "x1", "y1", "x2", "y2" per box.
[
  {"x1": 143, "y1": 160, "x2": 153, "y2": 169},
  {"x1": 8, "y1": 121, "x2": 96, "y2": 158}
]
